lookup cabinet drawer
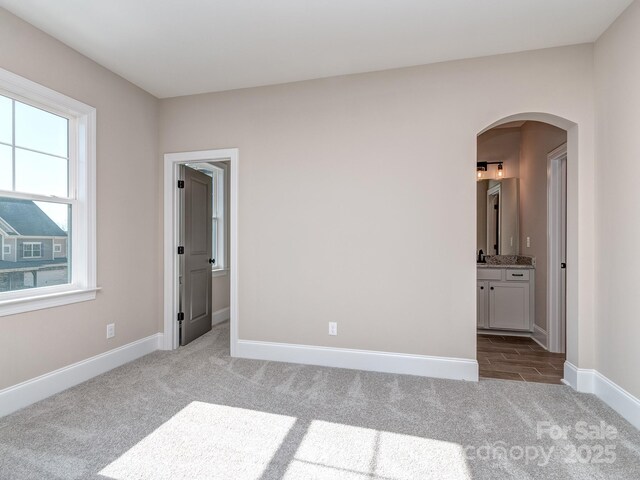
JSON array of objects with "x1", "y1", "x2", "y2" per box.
[
  {"x1": 478, "y1": 269, "x2": 502, "y2": 280},
  {"x1": 506, "y1": 270, "x2": 530, "y2": 281}
]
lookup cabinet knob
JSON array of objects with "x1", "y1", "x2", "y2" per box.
[
  {"x1": 490, "y1": 286, "x2": 494, "y2": 290},
  {"x1": 480, "y1": 286, "x2": 484, "y2": 290}
]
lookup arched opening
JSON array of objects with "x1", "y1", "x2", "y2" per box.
[{"x1": 475, "y1": 113, "x2": 578, "y2": 384}]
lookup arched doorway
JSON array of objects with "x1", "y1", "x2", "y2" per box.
[{"x1": 477, "y1": 112, "x2": 578, "y2": 381}]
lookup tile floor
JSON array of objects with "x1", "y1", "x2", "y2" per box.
[{"x1": 477, "y1": 334, "x2": 565, "y2": 384}]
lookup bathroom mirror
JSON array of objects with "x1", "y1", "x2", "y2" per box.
[{"x1": 477, "y1": 178, "x2": 519, "y2": 257}]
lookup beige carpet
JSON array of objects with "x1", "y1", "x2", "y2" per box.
[{"x1": 1, "y1": 321, "x2": 639, "y2": 479}]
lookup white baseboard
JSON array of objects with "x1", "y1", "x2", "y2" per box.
[
  {"x1": 235, "y1": 339, "x2": 478, "y2": 381},
  {"x1": 532, "y1": 325, "x2": 548, "y2": 350},
  {"x1": 212, "y1": 307, "x2": 230, "y2": 326},
  {"x1": 564, "y1": 362, "x2": 640, "y2": 430},
  {"x1": 0, "y1": 333, "x2": 163, "y2": 418}
]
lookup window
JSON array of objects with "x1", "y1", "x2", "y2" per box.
[
  {"x1": 211, "y1": 165, "x2": 225, "y2": 272},
  {"x1": 22, "y1": 242, "x2": 42, "y2": 259},
  {"x1": 185, "y1": 162, "x2": 227, "y2": 275},
  {"x1": 2, "y1": 244, "x2": 10, "y2": 255},
  {"x1": 0, "y1": 67, "x2": 96, "y2": 315}
]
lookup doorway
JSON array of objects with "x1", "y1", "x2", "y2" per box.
[
  {"x1": 476, "y1": 121, "x2": 567, "y2": 383},
  {"x1": 162, "y1": 148, "x2": 239, "y2": 353}
]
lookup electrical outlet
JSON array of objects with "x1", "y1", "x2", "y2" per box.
[
  {"x1": 328, "y1": 322, "x2": 338, "y2": 336},
  {"x1": 106, "y1": 323, "x2": 115, "y2": 339}
]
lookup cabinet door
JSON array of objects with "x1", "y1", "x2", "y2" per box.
[
  {"x1": 489, "y1": 282, "x2": 530, "y2": 330},
  {"x1": 477, "y1": 281, "x2": 489, "y2": 328}
]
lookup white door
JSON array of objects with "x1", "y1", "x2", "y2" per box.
[{"x1": 547, "y1": 145, "x2": 567, "y2": 353}]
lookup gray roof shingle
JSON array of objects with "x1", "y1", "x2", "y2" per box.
[{"x1": 0, "y1": 198, "x2": 66, "y2": 237}]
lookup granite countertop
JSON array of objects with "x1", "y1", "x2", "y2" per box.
[
  {"x1": 477, "y1": 255, "x2": 536, "y2": 269},
  {"x1": 477, "y1": 263, "x2": 535, "y2": 270}
]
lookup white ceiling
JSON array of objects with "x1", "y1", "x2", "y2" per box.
[{"x1": 0, "y1": 0, "x2": 632, "y2": 98}]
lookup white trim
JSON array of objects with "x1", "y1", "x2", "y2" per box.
[
  {"x1": 211, "y1": 268, "x2": 228, "y2": 278},
  {"x1": 236, "y1": 340, "x2": 479, "y2": 381},
  {"x1": 532, "y1": 324, "x2": 548, "y2": 350},
  {"x1": 547, "y1": 143, "x2": 567, "y2": 353},
  {"x1": 477, "y1": 329, "x2": 531, "y2": 338},
  {"x1": 592, "y1": 371, "x2": 640, "y2": 430},
  {"x1": 0, "y1": 333, "x2": 162, "y2": 418},
  {"x1": 0, "y1": 287, "x2": 99, "y2": 316},
  {"x1": 163, "y1": 148, "x2": 238, "y2": 354},
  {"x1": 563, "y1": 362, "x2": 640, "y2": 430},
  {"x1": 563, "y1": 361, "x2": 592, "y2": 391},
  {"x1": 212, "y1": 307, "x2": 230, "y2": 326}
]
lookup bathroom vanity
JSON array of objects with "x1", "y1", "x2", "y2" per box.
[{"x1": 477, "y1": 264, "x2": 535, "y2": 332}]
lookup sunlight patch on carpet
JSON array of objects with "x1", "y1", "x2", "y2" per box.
[
  {"x1": 99, "y1": 402, "x2": 296, "y2": 480},
  {"x1": 283, "y1": 420, "x2": 471, "y2": 480}
]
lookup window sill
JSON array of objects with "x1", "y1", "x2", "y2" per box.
[
  {"x1": 211, "y1": 268, "x2": 229, "y2": 278},
  {"x1": 0, "y1": 287, "x2": 101, "y2": 317}
]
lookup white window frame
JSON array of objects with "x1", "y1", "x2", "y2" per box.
[
  {"x1": 0, "y1": 68, "x2": 97, "y2": 316},
  {"x1": 211, "y1": 165, "x2": 226, "y2": 275},
  {"x1": 3, "y1": 244, "x2": 10, "y2": 256},
  {"x1": 53, "y1": 243, "x2": 62, "y2": 254},
  {"x1": 22, "y1": 242, "x2": 42, "y2": 259}
]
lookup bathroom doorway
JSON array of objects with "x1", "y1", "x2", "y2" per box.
[{"x1": 476, "y1": 121, "x2": 567, "y2": 383}]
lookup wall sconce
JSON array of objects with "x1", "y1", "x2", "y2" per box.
[{"x1": 476, "y1": 161, "x2": 504, "y2": 180}]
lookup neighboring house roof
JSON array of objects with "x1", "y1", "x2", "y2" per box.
[{"x1": 0, "y1": 198, "x2": 66, "y2": 237}]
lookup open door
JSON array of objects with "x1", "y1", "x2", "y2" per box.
[
  {"x1": 180, "y1": 165, "x2": 213, "y2": 345},
  {"x1": 548, "y1": 144, "x2": 567, "y2": 353}
]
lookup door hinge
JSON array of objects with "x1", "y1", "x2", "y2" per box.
[
  {"x1": 177, "y1": 246, "x2": 184, "y2": 254},
  {"x1": 177, "y1": 180, "x2": 184, "y2": 189},
  {"x1": 177, "y1": 312, "x2": 184, "y2": 322}
]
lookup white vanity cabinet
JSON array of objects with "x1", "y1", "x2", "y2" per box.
[{"x1": 477, "y1": 267, "x2": 534, "y2": 332}]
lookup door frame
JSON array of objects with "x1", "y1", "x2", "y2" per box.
[
  {"x1": 162, "y1": 148, "x2": 239, "y2": 353},
  {"x1": 486, "y1": 183, "x2": 501, "y2": 255},
  {"x1": 547, "y1": 143, "x2": 567, "y2": 353}
]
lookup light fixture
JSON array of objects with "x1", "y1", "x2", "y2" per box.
[
  {"x1": 477, "y1": 163, "x2": 487, "y2": 179},
  {"x1": 476, "y1": 161, "x2": 504, "y2": 180}
]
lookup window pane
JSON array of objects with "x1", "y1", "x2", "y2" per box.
[
  {"x1": 0, "y1": 196, "x2": 70, "y2": 292},
  {"x1": 15, "y1": 148, "x2": 68, "y2": 197},
  {"x1": 0, "y1": 95, "x2": 11, "y2": 145},
  {"x1": 15, "y1": 101, "x2": 68, "y2": 158},
  {"x1": 0, "y1": 144, "x2": 11, "y2": 191}
]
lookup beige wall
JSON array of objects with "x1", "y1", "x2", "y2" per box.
[
  {"x1": 0, "y1": 9, "x2": 160, "y2": 389},
  {"x1": 594, "y1": 0, "x2": 640, "y2": 398},
  {"x1": 477, "y1": 127, "x2": 521, "y2": 179},
  {"x1": 160, "y1": 44, "x2": 596, "y2": 363},
  {"x1": 212, "y1": 274, "x2": 230, "y2": 313},
  {"x1": 1, "y1": 8, "x2": 611, "y2": 394},
  {"x1": 519, "y1": 122, "x2": 567, "y2": 332}
]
